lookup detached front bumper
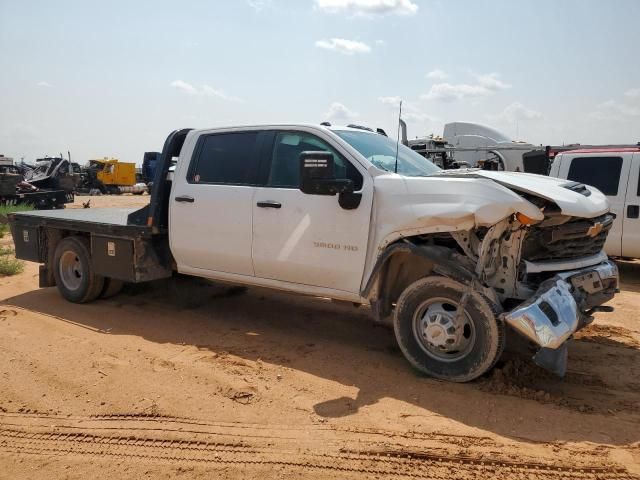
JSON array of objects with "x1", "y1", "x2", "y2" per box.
[{"x1": 504, "y1": 259, "x2": 618, "y2": 376}]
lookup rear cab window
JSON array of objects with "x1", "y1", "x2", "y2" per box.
[
  {"x1": 189, "y1": 131, "x2": 261, "y2": 185},
  {"x1": 567, "y1": 156, "x2": 623, "y2": 196}
]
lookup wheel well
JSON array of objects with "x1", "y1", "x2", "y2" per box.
[
  {"x1": 365, "y1": 237, "x2": 476, "y2": 323},
  {"x1": 374, "y1": 251, "x2": 434, "y2": 321},
  {"x1": 40, "y1": 229, "x2": 91, "y2": 287}
]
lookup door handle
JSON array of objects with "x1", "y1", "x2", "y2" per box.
[
  {"x1": 175, "y1": 195, "x2": 194, "y2": 203},
  {"x1": 628, "y1": 205, "x2": 639, "y2": 219},
  {"x1": 256, "y1": 200, "x2": 281, "y2": 209}
]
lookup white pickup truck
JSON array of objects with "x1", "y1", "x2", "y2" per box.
[
  {"x1": 9, "y1": 125, "x2": 619, "y2": 382},
  {"x1": 549, "y1": 147, "x2": 640, "y2": 259}
]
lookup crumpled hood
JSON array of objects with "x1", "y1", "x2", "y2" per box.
[{"x1": 435, "y1": 169, "x2": 609, "y2": 218}]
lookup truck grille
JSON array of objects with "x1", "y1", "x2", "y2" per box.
[{"x1": 521, "y1": 213, "x2": 614, "y2": 262}]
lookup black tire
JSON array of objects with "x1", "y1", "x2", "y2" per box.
[
  {"x1": 53, "y1": 236, "x2": 105, "y2": 304},
  {"x1": 100, "y1": 278, "x2": 124, "y2": 299},
  {"x1": 394, "y1": 276, "x2": 504, "y2": 383}
]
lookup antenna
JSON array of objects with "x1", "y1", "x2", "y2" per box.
[{"x1": 394, "y1": 100, "x2": 402, "y2": 174}]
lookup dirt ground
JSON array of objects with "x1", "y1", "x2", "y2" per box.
[{"x1": 1, "y1": 195, "x2": 639, "y2": 479}]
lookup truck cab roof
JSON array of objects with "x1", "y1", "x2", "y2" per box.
[{"x1": 560, "y1": 147, "x2": 640, "y2": 155}]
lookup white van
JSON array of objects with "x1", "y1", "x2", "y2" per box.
[{"x1": 549, "y1": 147, "x2": 640, "y2": 258}]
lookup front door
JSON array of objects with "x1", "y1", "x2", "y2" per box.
[
  {"x1": 170, "y1": 130, "x2": 263, "y2": 276},
  {"x1": 251, "y1": 129, "x2": 373, "y2": 294}
]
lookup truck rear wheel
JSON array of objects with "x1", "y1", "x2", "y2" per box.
[
  {"x1": 394, "y1": 276, "x2": 504, "y2": 382},
  {"x1": 53, "y1": 237, "x2": 105, "y2": 304}
]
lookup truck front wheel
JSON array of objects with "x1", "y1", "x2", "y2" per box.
[
  {"x1": 394, "y1": 276, "x2": 504, "y2": 382},
  {"x1": 53, "y1": 237, "x2": 105, "y2": 303}
]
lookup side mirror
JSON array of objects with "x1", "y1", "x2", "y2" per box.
[{"x1": 299, "y1": 151, "x2": 353, "y2": 196}]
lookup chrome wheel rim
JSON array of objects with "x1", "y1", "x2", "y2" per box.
[
  {"x1": 59, "y1": 250, "x2": 83, "y2": 291},
  {"x1": 412, "y1": 297, "x2": 476, "y2": 362}
]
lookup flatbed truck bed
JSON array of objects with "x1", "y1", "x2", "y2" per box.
[
  {"x1": 10, "y1": 206, "x2": 172, "y2": 286},
  {"x1": 8, "y1": 129, "x2": 189, "y2": 287}
]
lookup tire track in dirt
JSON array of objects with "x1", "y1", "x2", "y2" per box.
[{"x1": 0, "y1": 413, "x2": 636, "y2": 479}]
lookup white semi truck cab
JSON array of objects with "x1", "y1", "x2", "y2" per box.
[{"x1": 9, "y1": 125, "x2": 619, "y2": 382}]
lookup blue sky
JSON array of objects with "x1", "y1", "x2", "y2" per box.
[{"x1": 1, "y1": 0, "x2": 639, "y2": 164}]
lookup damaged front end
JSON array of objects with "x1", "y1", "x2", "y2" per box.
[
  {"x1": 503, "y1": 260, "x2": 618, "y2": 376},
  {"x1": 451, "y1": 206, "x2": 618, "y2": 377}
]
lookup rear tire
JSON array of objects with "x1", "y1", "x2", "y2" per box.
[
  {"x1": 53, "y1": 236, "x2": 105, "y2": 304},
  {"x1": 394, "y1": 276, "x2": 504, "y2": 382}
]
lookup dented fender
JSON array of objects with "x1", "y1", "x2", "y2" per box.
[{"x1": 360, "y1": 175, "x2": 543, "y2": 290}]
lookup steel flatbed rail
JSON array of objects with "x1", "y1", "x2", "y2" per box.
[{"x1": 9, "y1": 208, "x2": 153, "y2": 238}]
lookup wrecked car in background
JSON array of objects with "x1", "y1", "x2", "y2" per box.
[
  {"x1": 8, "y1": 125, "x2": 618, "y2": 381},
  {"x1": 1, "y1": 155, "x2": 74, "y2": 209}
]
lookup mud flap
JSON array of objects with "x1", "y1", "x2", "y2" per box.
[
  {"x1": 533, "y1": 342, "x2": 568, "y2": 377},
  {"x1": 39, "y1": 264, "x2": 56, "y2": 288}
]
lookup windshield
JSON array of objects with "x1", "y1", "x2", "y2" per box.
[{"x1": 334, "y1": 130, "x2": 441, "y2": 177}]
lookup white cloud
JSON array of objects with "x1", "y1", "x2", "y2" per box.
[
  {"x1": 170, "y1": 80, "x2": 242, "y2": 102},
  {"x1": 315, "y1": 38, "x2": 371, "y2": 55},
  {"x1": 171, "y1": 80, "x2": 198, "y2": 95},
  {"x1": 489, "y1": 102, "x2": 542, "y2": 124},
  {"x1": 378, "y1": 96, "x2": 437, "y2": 123},
  {"x1": 475, "y1": 72, "x2": 511, "y2": 91},
  {"x1": 36, "y1": 81, "x2": 52, "y2": 88},
  {"x1": 625, "y1": 88, "x2": 640, "y2": 99},
  {"x1": 590, "y1": 99, "x2": 640, "y2": 120},
  {"x1": 421, "y1": 83, "x2": 489, "y2": 102},
  {"x1": 315, "y1": 0, "x2": 418, "y2": 16},
  {"x1": 247, "y1": 0, "x2": 271, "y2": 11},
  {"x1": 378, "y1": 95, "x2": 402, "y2": 106},
  {"x1": 375, "y1": 39, "x2": 386, "y2": 46},
  {"x1": 426, "y1": 69, "x2": 448, "y2": 80},
  {"x1": 325, "y1": 102, "x2": 358, "y2": 121},
  {"x1": 421, "y1": 72, "x2": 511, "y2": 102},
  {"x1": 403, "y1": 111, "x2": 437, "y2": 122}
]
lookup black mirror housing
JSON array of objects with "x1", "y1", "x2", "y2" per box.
[{"x1": 299, "y1": 151, "x2": 352, "y2": 195}]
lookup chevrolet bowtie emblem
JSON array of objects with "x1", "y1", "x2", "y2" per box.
[{"x1": 587, "y1": 222, "x2": 603, "y2": 237}]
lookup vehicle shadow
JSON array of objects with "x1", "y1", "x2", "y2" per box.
[{"x1": 4, "y1": 278, "x2": 639, "y2": 447}]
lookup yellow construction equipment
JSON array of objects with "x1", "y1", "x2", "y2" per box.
[{"x1": 84, "y1": 158, "x2": 138, "y2": 194}]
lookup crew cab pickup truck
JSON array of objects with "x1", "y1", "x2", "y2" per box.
[
  {"x1": 8, "y1": 125, "x2": 619, "y2": 382},
  {"x1": 549, "y1": 147, "x2": 640, "y2": 258}
]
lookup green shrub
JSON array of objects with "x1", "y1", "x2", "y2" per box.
[
  {"x1": 0, "y1": 204, "x2": 33, "y2": 238},
  {"x1": 0, "y1": 255, "x2": 23, "y2": 276},
  {"x1": 0, "y1": 203, "x2": 34, "y2": 216}
]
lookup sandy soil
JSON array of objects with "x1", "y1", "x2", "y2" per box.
[{"x1": 1, "y1": 195, "x2": 639, "y2": 479}]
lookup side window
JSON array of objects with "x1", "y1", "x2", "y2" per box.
[
  {"x1": 268, "y1": 132, "x2": 363, "y2": 190},
  {"x1": 567, "y1": 156, "x2": 623, "y2": 196},
  {"x1": 190, "y1": 132, "x2": 259, "y2": 185}
]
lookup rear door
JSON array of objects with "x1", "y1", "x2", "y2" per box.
[
  {"x1": 251, "y1": 129, "x2": 373, "y2": 294},
  {"x1": 170, "y1": 130, "x2": 265, "y2": 276},
  {"x1": 559, "y1": 154, "x2": 632, "y2": 256},
  {"x1": 622, "y1": 153, "x2": 640, "y2": 257}
]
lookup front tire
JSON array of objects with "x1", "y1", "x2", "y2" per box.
[
  {"x1": 394, "y1": 276, "x2": 504, "y2": 382},
  {"x1": 53, "y1": 237, "x2": 105, "y2": 303}
]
